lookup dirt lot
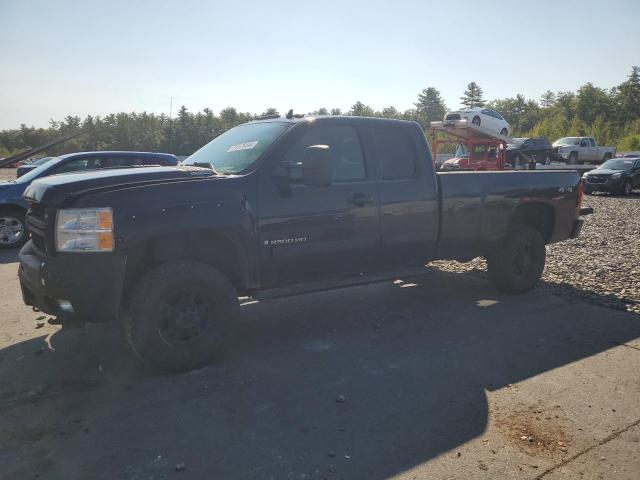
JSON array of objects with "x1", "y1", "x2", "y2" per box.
[{"x1": 1, "y1": 168, "x2": 639, "y2": 479}]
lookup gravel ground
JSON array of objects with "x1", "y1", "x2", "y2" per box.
[
  {"x1": 2, "y1": 168, "x2": 638, "y2": 314},
  {"x1": 433, "y1": 193, "x2": 640, "y2": 315}
]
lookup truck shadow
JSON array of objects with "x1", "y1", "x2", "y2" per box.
[{"x1": 1, "y1": 269, "x2": 639, "y2": 479}]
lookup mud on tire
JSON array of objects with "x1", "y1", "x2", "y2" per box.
[
  {"x1": 486, "y1": 225, "x2": 546, "y2": 294},
  {"x1": 123, "y1": 260, "x2": 239, "y2": 372}
]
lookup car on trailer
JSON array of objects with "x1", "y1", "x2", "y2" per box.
[{"x1": 444, "y1": 108, "x2": 510, "y2": 137}]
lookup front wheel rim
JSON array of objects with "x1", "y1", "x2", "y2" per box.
[
  {"x1": 157, "y1": 291, "x2": 218, "y2": 345},
  {"x1": 0, "y1": 216, "x2": 24, "y2": 246}
]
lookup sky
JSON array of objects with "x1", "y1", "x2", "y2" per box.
[{"x1": 0, "y1": 0, "x2": 638, "y2": 129}]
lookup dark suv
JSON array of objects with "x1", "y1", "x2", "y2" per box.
[{"x1": 506, "y1": 137, "x2": 553, "y2": 168}]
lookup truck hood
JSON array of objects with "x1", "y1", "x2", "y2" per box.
[
  {"x1": 586, "y1": 169, "x2": 626, "y2": 176},
  {"x1": 24, "y1": 166, "x2": 217, "y2": 206}
]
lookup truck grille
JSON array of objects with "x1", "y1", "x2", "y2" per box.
[
  {"x1": 26, "y1": 203, "x2": 48, "y2": 252},
  {"x1": 585, "y1": 175, "x2": 608, "y2": 184}
]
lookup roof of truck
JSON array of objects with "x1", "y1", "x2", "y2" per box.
[{"x1": 247, "y1": 115, "x2": 416, "y2": 126}]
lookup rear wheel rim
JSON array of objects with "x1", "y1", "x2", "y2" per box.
[
  {"x1": 513, "y1": 242, "x2": 533, "y2": 277},
  {"x1": 0, "y1": 216, "x2": 24, "y2": 246}
]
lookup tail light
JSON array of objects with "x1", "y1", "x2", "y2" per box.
[{"x1": 577, "y1": 180, "x2": 584, "y2": 212}]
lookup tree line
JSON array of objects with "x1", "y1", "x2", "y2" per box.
[{"x1": 1, "y1": 66, "x2": 639, "y2": 158}]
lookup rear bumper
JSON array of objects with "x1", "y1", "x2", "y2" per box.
[{"x1": 18, "y1": 240, "x2": 127, "y2": 322}]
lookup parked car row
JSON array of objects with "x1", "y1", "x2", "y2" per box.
[{"x1": 0, "y1": 151, "x2": 178, "y2": 248}]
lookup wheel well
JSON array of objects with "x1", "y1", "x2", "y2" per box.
[
  {"x1": 509, "y1": 202, "x2": 555, "y2": 243},
  {"x1": 0, "y1": 204, "x2": 27, "y2": 215},
  {"x1": 121, "y1": 230, "x2": 250, "y2": 308}
]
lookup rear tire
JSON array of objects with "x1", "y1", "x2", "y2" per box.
[
  {"x1": 123, "y1": 260, "x2": 239, "y2": 372},
  {"x1": 487, "y1": 225, "x2": 546, "y2": 294},
  {"x1": 0, "y1": 208, "x2": 28, "y2": 249},
  {"x1": 603, "y1": 153, "x2": 612, "y2": 162}
]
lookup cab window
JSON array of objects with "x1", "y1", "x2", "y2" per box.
[
  {"x1": 374, "y1": 124, "x2": 418, "y2": 179},
  {"x1": 282, "y1": 124, "x2": 367, "y2": 182},
  {"x1": 53, "y1": 157, "x2": 104, "y2": 174}
]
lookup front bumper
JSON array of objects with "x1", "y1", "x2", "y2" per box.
[
  {"x1": 18, "y1": 240, "x2": 127, "y2": 322},
  {"x1": 583, "y1": 177, "x2": 624, "y2": 193}
]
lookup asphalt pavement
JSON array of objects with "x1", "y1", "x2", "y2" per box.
[{"x1": 1, "y1": 248, "x2": 639, "y2": 479}]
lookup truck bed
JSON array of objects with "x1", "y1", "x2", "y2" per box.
[{"x1": 434, "y1": 170, "x2": 581, "y2": 261}]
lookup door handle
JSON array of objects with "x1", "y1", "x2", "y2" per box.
[{"x1": 347, "y1": 193, "x2": 374, "y2": 207}]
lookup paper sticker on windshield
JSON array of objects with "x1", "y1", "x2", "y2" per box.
[{"x1": 227, "y1": 141, "x2": 258, "y2": 152}]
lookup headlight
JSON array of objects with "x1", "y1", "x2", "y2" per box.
[
  {"x1": 56, "y1": 208, "x2": 114, "y2": 252},
  {"x1": 611, "y1": 172, "x2": 623, "y2": 179}
]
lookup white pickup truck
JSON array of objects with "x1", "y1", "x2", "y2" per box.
[{"x1": 552, "y1": 137, "x2": 616, "y2": 165}]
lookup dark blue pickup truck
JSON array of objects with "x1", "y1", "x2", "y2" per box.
[
  {"x1": 18, "y1": 116, "x2": 590, "y2": 371},
  {"x1": 0, "y1": 151, "x2": 177, "y2": 248}
]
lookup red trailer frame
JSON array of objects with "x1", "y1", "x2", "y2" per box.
[{"x1": 430, "y1": 120, "x2": 508, "y2": 171}]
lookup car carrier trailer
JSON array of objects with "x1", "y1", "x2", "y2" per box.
[{"x1": 430, "y1": 119, "x2": 509, "y2": 171}]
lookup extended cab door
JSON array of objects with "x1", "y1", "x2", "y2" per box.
[
  {"x1": 370, "y1": 122, "x2": 439, "y2": 267},
  {"x1": 257, "y1": 120, "x2": 381, "y2": 286}
]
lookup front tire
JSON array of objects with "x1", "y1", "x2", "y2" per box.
[
  {"x1": 123, "y1": 261, "x2": 239, "y2": 372},
  {"x1": 567, "y1": 152, "x2": 578, "y2": 165},
  {"x1": 622, "y1": 180, "x2": 633, "y2": 196},
  {"x1": 472, "y1": 116, "x2": 481, "y2": 126},
  {"x1": 500, "y1": 128, "x2": 508, "y2": 136},
  {"x1": 543, "y1": 154, "x2": 551, "y2": 165},
  {"x1": 487, "y1": 225, "x2": 546, "y2": 294},
  {"x1": 0, "y1": 209, "x2": 28, "y2": 249}
]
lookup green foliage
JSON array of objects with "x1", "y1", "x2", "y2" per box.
[
  {"x1": 414, "y1": 87, "x2": 447, "y2": 127},
  {"x1": 2, "y1": 67, "x2": 640, "y2": 158},
  {"x1": 348, "y1": 101, "x2": 375, "y2": 117},
  {"x1": 460, "y1": 82, "x2": 485, "y2": 108}
]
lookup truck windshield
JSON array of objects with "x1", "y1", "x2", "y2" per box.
[
  {"x1": 454, "y1": 144, "x2": 468, "y2": 157},
  {"x1": 13, "y1": 157, "x2": 61, "y2": 183},
  {"x1": 600, "y1": 159, "x2": 634, "y2": 170},
  {"x1": 183, "y1": 122, "x2": 292, "y2": 173}
]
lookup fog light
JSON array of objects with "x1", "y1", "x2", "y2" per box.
[{"x1": 57, "y1": 299, "x2": 74, "y2": 313}]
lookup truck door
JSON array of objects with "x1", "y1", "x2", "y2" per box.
[
  {"x1": 579, "y1": 138, "x2": 592, "y2": 162},
  {"x1": 588, "y1": 138, "x2": 598, "y2": 162},
  {"x1": 257, "y1": 121, "x2": 381, "y2": 286},
  {"x1": 371, "y1": 122, "x2": 439, "y2": 267}
]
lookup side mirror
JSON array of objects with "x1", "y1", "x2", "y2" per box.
[{"x1": 274, "y1": 145, "x2": 334, "y2": 187}]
